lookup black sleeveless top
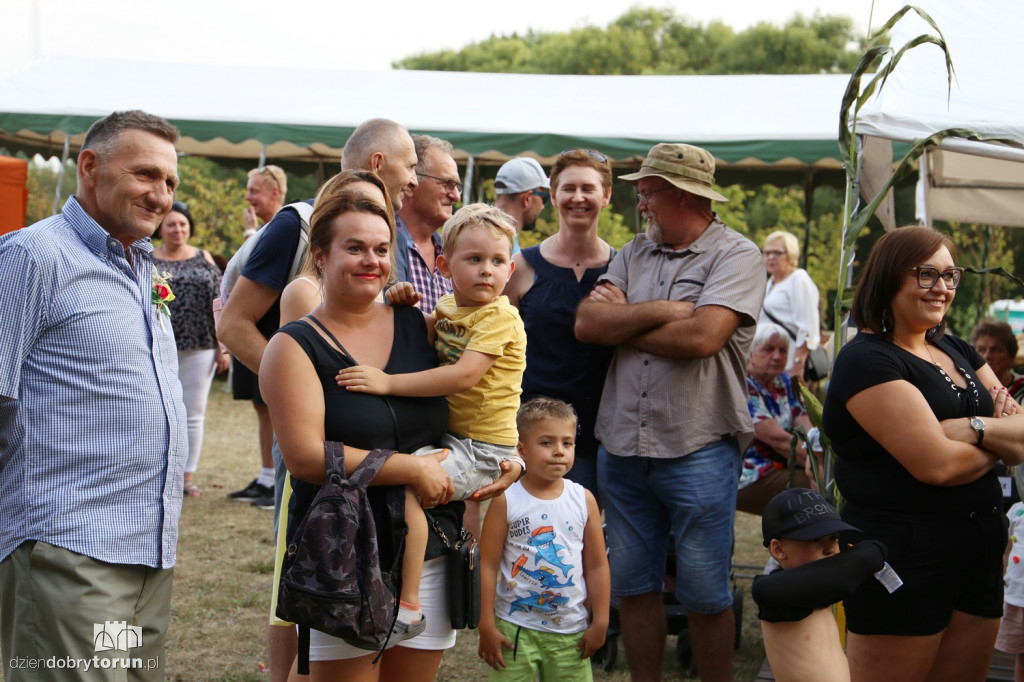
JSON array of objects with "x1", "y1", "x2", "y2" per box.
[
  {"x1": 518, "y1": 245, "x2": 615, "y2": 458},
  {"x1": 279, "y1": 306, "x2": 447, "y2": 452},
  {"x1": 279, "y1": 306, "x2": 458, "y2": 559}
]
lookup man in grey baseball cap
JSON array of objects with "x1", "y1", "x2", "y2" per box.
[{"x1": 494, "y1": 157, "x2": 550, "y2": 249}]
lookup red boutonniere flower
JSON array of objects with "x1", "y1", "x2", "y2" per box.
[{"x1": 152, "y1": 266, "x2": 175, "y2": 327}]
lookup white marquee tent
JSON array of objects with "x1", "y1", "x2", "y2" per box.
[
  {"x1": 856, "y1": 0, "x2": 1024, "y2": 229},
  {"x1": 0, "y1": 56, "x2": 852, "y2": 189}
]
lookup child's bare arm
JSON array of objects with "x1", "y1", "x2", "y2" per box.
[
  {"x1": 477, "y1": 494, "x2": 512, "y2": 670},
  {"x1": 469, "y1": 459, "x2": 523, "y2": 502},
  {"x1": 577, "y1": 489, "x2": 610, "y2": 659},
  {"x1": 384, "y1": 281, "x2": 422, "y2": 307},
  {"x1": 337, "y1": 349, "x2": 497, "y2": 397}
]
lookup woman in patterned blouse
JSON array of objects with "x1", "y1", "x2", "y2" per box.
[{"x1": 153, "y1": 201, "x2": 230, "y2": 497}]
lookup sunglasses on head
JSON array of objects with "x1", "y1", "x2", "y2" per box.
[
  {"x1": 258, "y1": 166, "x2": 282, "y2": 191},
  {"x1": 561, "y1": 148, "x2": 608, "y2": 163}
]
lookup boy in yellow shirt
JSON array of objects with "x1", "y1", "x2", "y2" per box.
[{"x1": 338, "y1": 203, "x2": 526, "y2": 639}]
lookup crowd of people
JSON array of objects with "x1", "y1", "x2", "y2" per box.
[{"x1": 2, "y1": 108, "x2": 1024, "y2": 682}]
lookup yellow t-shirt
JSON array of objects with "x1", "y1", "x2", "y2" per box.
[{"x1": 434, "y1": 294, "x2": 525, "y2": 446}]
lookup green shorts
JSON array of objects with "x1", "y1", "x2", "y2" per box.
[{"x1": 490, "y1": 617, "x2": 593, "y2": 682}]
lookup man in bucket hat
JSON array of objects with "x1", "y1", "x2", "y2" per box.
[{"x1": 576, "y1": 143, "x2": 765, "y2": 682}]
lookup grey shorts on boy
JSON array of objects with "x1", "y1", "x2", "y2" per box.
[{"x1": 414, "y1": 432, "x2": 514, "y2": 500}]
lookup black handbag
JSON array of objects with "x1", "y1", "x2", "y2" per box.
[
  {"x1": 802, "y1": 346, "x2": 831, "y2": 382},
  {"x1": 761, "y1": 309, "x2": 830, "y2": 382},
  {"x1": 427, "y1": 511, "x2": 481, "y2": 630}
]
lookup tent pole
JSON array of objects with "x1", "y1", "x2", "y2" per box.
[
  {"x1": 802, "y1": 170, "x2": 815, "y2": 269},
  {"x1": 258, "y1": 144, "x2": 267, "y2": 169},
  {"x1": 464, "y1": 156, "x2": 475, "y2": 202},
  {"x1": 52, "y1": 135, "x2": 69, "y2": 216}
]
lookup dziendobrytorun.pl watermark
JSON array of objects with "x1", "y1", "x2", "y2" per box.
[
  {"x1": 6, "y1": 621, "x2": 159, "y2": 671},
  {"x1": 7, "y1": 656, "x2": 159, "y2": 671}
]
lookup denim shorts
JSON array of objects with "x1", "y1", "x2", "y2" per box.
[{"x1": 598, "y1": 438, "x2": 741, "y2": 613}]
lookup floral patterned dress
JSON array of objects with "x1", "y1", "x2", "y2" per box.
[{"x1": 740, "y1": 372, "x2": 806, "y2": 489}]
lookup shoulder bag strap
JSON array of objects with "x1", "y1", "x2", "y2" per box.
[
  {"x1": 305, "y1": 314, "x2": 356, "y2": 363},
  {"x1": 323, "y1": 441, "x2": 347, "y2": 480},
  {"x1": 349, "y1": 448, "x2": 395, "y2": 487},
  {"x1": 761, "y1": 308, "x2": 798, "y2": 342}
]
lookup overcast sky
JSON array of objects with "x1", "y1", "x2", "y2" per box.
[{"x1": 1, "y1": 0, "x2": 901, "y2": 75}]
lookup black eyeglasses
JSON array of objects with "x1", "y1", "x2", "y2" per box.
[
  {"x1": 531, "y1": 188, "x2": 550, "y2": 202},
  {"x1": 910, "y1": 265, "x2": 964, "y2": 289},
  {"x1": 636, "y1": 186, "x2": 676, "y2": 203},
  {"x1": 561, "y1": 149, "x2": 608, "y2": 163},
  {"x1": 417, "y1": 172, "x2": 463, "y2": 195}
]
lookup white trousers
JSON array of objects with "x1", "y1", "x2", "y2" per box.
[{"x1": 178, "y1": 348, "x2": 217, "y2": 474}]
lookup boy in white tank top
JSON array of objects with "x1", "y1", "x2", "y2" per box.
[{"x1": 477, "y1": 397, "x2": 609, "y2": 680}]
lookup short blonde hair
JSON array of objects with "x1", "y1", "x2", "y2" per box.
[
  {"x1": 763, "y1": 230, "x2": 800, "y2": 267},
  {"x1": 440, "y1": 203, "x2": 516, "y2": 256},
  {"x1": 248, "y1": 164, "x2": 288, "y2": 200},
  {"x1": 516, "y1": 397, "x2": 578, "y2": 439}
]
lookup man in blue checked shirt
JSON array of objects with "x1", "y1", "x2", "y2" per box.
[{"x1": 0, "y1": 110, "x2": 188, "y2": 681}]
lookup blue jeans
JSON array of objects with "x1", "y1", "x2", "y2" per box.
[{"x1": 598, "y1": 438, "x2": 741, "y2": 613}]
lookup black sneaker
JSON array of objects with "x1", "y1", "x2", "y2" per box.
[
  {"x1": 250, "y1": 493, "x2": 276, "y2": 511},
  {"x1": 228, "y1": 478, "x2": 272, "y2": 502}
]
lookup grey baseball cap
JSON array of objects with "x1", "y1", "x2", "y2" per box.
[{"x1": 494, "y1": 157, "x2": 550, "y2": 194}]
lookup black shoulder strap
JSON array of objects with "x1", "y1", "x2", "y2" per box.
[
  {"x1": 305, "y1": 314, "x2": 356, "y2": 362},
  {"x1": 297, "y1": 626, "x2": 310, "y2": 675},
  {"x1": 761, "y1": 308, "x2": 798, "y2": 342}
]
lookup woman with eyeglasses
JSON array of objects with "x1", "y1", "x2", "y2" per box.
[
  {"x1": 822, "y1": 225, "x2": 1024, "y2": 682},
  {"x1": 504, "y1": 149, "x2": 616, "y2": 502},
  {"x1": 759, "y1": 230, "x2": 820, "y2": 376},
  {"x1": 153, "y1": 201, "x2": 230, "y2": 497}
]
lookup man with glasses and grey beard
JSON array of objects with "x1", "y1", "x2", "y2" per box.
[
  {"x1": 575, "y1": 143, "x2": 765, "y2": 682},
  {"x1": 393, "y1": 134, "x2": 460, "y2": 313}
]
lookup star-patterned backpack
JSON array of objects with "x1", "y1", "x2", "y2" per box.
[{"x1": 277, "y1": 443, "x2": 406, "y2": 668}]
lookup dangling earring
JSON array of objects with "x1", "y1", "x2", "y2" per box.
[{"x1": 881, "y1": 309, "x2": 890, "y2": 334}]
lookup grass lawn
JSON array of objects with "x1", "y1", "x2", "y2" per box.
[{"x1": 3, "y1": 376, "x2": 770, "y2": 681}]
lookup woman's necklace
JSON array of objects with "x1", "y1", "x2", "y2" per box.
[{"x1": 893, "y1": 338, "x2": 939, "y2": 366}]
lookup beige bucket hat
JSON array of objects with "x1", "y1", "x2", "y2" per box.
[{"x1": 620, "y1": 143, "x2": 728, "y2": 203}]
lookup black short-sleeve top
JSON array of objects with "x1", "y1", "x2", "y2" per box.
[{"x1": 823, "y1": 332, "x2": 998, "y2": 515}]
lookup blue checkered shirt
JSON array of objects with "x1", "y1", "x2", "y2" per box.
[
  {"x1": 396, "y1": 215, "x2": 452, "y2": 313},
  {"x1": 0, "y1": 197, "x2": 187, "y2": 568}
]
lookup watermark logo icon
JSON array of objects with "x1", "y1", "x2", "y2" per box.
[{"x1": 93, "y1": 621, "x2": 142, "y2": 652}]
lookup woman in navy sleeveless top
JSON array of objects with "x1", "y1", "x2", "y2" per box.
[{"x1": 505, "y1": 149, "x2": 617, "y2": 501}]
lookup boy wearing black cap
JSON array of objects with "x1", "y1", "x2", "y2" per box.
[{"x1": 752, "y1": 489, "x2": 891, "y2": 682}]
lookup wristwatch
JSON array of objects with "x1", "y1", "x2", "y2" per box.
[{"x1": 970, "y1": 416, "x2": 985, "y2": 445}]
